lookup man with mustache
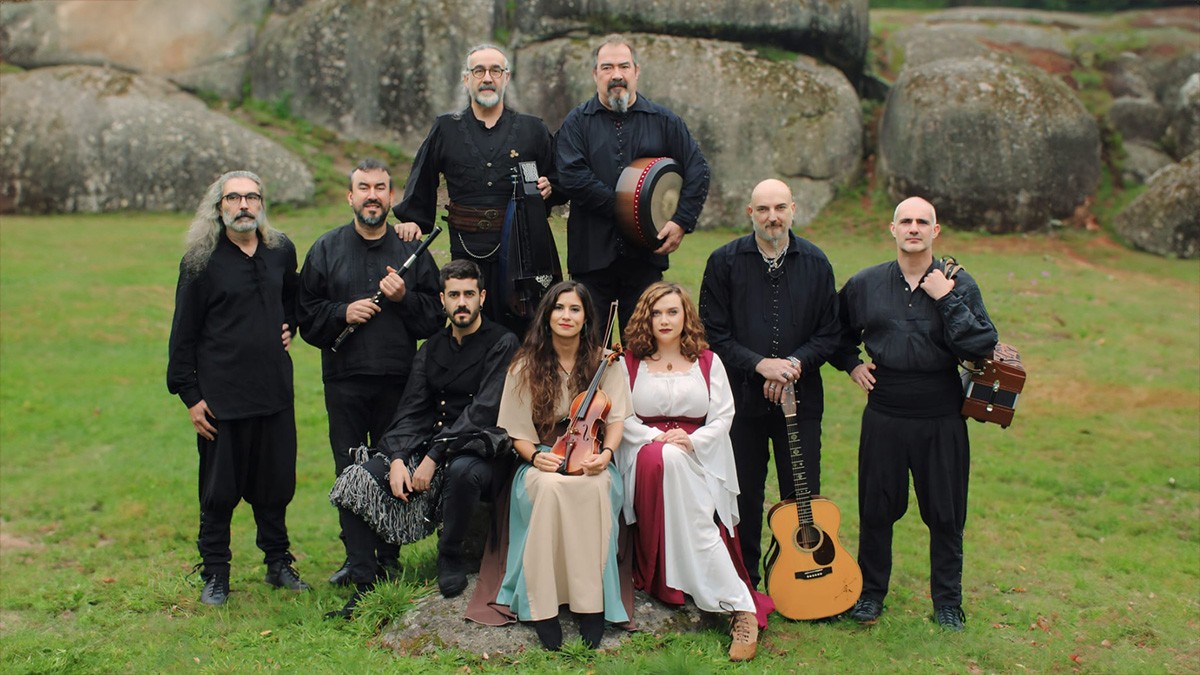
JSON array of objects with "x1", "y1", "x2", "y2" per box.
[
  {"x1": 326, "y1": 260, "x2": 520, "y2": 617},
  {"x1": 393, "y1": 44, "x2": 562, "y2": 336},
  {"x1": 556, "y1": 34, "x2": 709, "y2": 331},
  {"x1": 168, "y1": 170, "x2": 310, "y2": 606},
  {"x1": 699, "y1": 179, "x2": 841, "y2": 590},
  {"x1": 297, "y1": 158, "x2": 444, "y2": 587},
  {"x1": 831, "y1": 197, "x2": 997, "y2": 631}
]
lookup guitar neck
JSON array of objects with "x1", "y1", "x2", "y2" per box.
[{"x1": 783, "y1": 410, "x2": 814, "y2": 526}]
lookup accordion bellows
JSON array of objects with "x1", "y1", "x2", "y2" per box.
[{"x1": 961, "y1": 343, "x2": 1025, "y2": 428}]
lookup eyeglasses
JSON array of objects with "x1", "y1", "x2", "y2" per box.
[
  {"x1": 468, "y1": 66, "x2": 507, "y2": 79},
  {"x1": 222, "y1": 192, "x2": 262, "y2": 206}
]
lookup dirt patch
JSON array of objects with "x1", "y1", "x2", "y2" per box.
[
  {"x1": 0, "y1": 521, "x2": 42, "y2": 551},
  {"x1": 984, "y1": 41, "x2": 1076, "y2": 79},
  {"x1": 1128, "y1": 7, "x2": 1200, "y2": 32}
]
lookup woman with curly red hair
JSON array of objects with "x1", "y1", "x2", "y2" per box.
[{"x1": 618, "y1": 281, "x2": 772, "y2": 661}]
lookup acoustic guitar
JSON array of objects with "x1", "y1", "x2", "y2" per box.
[{"x1": 764, "y1": 383, "x2": 863, "y2": 620}]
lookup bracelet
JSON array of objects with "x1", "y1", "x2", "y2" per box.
[{"x1": 601, "y1": 447, "x2": 614, "y2": 456}]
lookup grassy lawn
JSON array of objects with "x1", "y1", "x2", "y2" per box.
[{"x1": 1, "y1": 186, "x2": 1196, "y2": 673}]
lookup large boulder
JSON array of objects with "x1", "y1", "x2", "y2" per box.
[
  {"x1": 508, "y1": 0, "x2": 869, "y2": 83},
  {"x1": 0, "y1": 66, "x2": 313, "y2": 214},
  {"x1": 878, "y1": 57, "x2": 1100, "y2": 233},
  {"x1": 1163, "y1": 73, "x2": 1200, "y2": 160},
  {"x1": 0, "y1": 0, "x2": 270, "y2": 99},
  {"x1": 249, "y1": 0, "x2": 493, "y2": 147},
  {"x1": 1114, "y1": 152, "x2": 1200, "y2": 259},
  {"x1": 1107, "y1": 96, "x2": 1168, "y2": 145},
  {"x1": 1121, "y1": 142, "x2": 1175, "y2": 185},
  {"x1": 516, "y1": 34, "x2": 862, "y2": 228}
]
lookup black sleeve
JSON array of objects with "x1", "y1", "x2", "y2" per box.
[
  {"x1": 830, "y1": 277, "x2": 866, "y2": 373},
  {"x1": 296, "y1": 240, "x2": 349, "y2": 349},
  {"x1": 426, "y1": 332, "x2": 520, "y2": 464},
  {"x1": 166, "y1": 262, "x2": 205, "y2": 408},
  {"x1": 936, "y1": 272, "x2": 998, "y2": 362},
  {"x1": 378, "y1": 347, "x2": 434, "y2": 462},
  {"x1": 789, "y1": 257, "x2": 841, "y2": 373},
  {"x1": 699, "y1": 250, "x2": 762, "y2": 376},
  {"x1": 392, "y1": 120, "x2": 443, "y2": 233},
  {"x1": 281, "y1": 237, "x2": 300, "y2": 339}
]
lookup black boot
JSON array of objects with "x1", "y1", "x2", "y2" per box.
[
  {"x1": 328, "y1": 559, "x2": 352, "y2": 586},
  {"x1": 532, "y1": 616, "x2": 562, "y2": 651},
  {"x1": 579, "y1": 612, "x2": 605, "y2": 649},
  {"x1": 325, "y1": 582, "x2": 373, "y2": 620},
  {"x1": 437, "y1": 551, "x2": 468, "y2": 598}
]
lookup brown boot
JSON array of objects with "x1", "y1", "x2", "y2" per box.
[{"x1": 728, "y1": 610, "x2": 758, "y2": 661}]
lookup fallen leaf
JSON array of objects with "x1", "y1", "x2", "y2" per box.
[
  {"x1": 1101, "y1": 639, "x2": 1112, "y2": 647},
  {"x1": 1070, "y1": 653, "x2": 1081, "y2": 663},
  {"x1": 1031, "y1": 616, "x2": 1051, "y2": 632},
  {"x1": 102, "y1": 577, "x2": 116, "y2": 583},
  {"x1": 194, "y1": 658, "x2": 201, "y2": 664},
  {"x1": 260, "y1": 630, "x2": 271, "y2": 636}
]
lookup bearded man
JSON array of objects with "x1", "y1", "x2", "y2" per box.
[
  {"x1": 167, "y1": 170, "x2": 310, "y2": 606},
  {"x1": 393, "y1": 44, "x2": 562, "y2": 336},
  {"x1": 297, "y1": 158, "x2": 444, "y2": 587},
  {"x1": 556, "y1": 34, "x2": 709, "y2": 332},
  {"x1": 698, "y1": 178, "x2": 841, "y2": 588},
  {"x1": 325, "y1": 260, "x2": 520, "y2": 618}
]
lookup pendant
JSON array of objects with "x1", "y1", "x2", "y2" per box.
[{"x1": 667, "y1": 362, "x2": 673, "y2": 371}]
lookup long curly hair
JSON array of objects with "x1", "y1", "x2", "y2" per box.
[
  {"x1": 182, "y1": 170, "x2": 283, "y2": 276},
  {"x1": 623, "y1": 281, "x2": 708, "y2": 361},
  {"x1": 511, "y1": 280, "x2": 602, "y2": 440}
]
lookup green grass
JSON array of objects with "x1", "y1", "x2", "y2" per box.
[{"x1": 1, "y1": 184, "x2": 1197, "y2": 672}]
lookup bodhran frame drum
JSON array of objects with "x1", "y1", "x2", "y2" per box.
[{"x1": 615, "y1": 157, "x2": 682, "y2": 249}]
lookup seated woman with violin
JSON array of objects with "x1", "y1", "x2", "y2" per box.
[
  {"x1": 617, "y1": 282, "x2": 772, "y2": 661},
  {"x1": 478, "y1": 280, "x2": 632, "y2": 651}
]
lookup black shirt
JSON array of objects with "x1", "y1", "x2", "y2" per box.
[
  {"x1": 832, "y1": 259, "x2": 998, "y2": 417},
  {"x1": 699, "y1": 231, "x2": 841, "y2": 419},
  {"x1": 392, "y1": 107, "x2": 560, "y2": 259},
  {"x1": 296, "y1": 222, "x2": 443, "y2": 383},
  {"x1": 167, "y1": 231, "x2": 298, "y2": 420},
  {"x1": 556, "y1": 94, "x2": 710, "y2": 274},
  {"x1": 376, "y1": 318, "x2": 520, "y2": 464}
]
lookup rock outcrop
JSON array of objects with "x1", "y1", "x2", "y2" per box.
[
  {"x1": 1115, "y1": 151, "x2": 1199, "y2": 259},
  {"x1": 878, "y1": 57, "x2": 1100, "y2": 232},
  {"x1": 0, "y1": 0, "x2": 271, "y2": 99},
  {"x1": 0, "y1": 66, "x2": 313, "y2": 214}
]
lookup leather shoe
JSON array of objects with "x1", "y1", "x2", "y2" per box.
[
  {"x1": 325, "y1": 582, "x2": 373, "y2": 620},
  {"x1": 265, "y1": 555, "x2": 311, "y2": 591},
  {"x1": 933, "y1": 604, "x2": 965, "y2": 631},
  {"x1": 200, "y1": 573, "x2": 230, "y2": 606},
  {"x1": 849, "y1": 596, "x2": 883, "y2": 624},
  {"x1": 437, "y1": 552, "x2": 467, "y2": 598},
  {"x1": 328, "y1": 560, "x2": 352, "y2": 586}
]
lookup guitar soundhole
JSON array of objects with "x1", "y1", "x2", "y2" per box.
[{"x1": 794, "y1": 524, "x2": 823, "y2": 552}]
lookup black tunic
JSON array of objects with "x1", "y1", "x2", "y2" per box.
[
  {"x1": 376, "y1": 318, "x2": 520, "y2": 464},
  {"x1": 832, "y1": 259, "x2": 998, "y2": 418},
  {"x1": 167, "y1": 232, "x2": 298, "y2": 420},
  {"x1": 392, "y1": 107, "x2": 560, "y2": 260},
  {"x1": 296, "y1": 222, "x2": 443, "y2": 383},
  {"x1": 699, "y1": 231, "x2": 841, "y2": 419}
]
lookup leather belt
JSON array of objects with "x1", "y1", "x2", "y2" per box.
[{"x1": 445, "y1": 202, "x2": 503, "y2": 233}]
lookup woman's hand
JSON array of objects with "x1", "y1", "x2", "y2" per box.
[
  {"x1": 579, "y1": 447, "x2": 613, "y2": 476},
  {"x1": 660, "y1": 428, "x2": 694, "y2": 453},
  {"x1": 531, "y1": 450, "x2": 563, "y2": 473}
]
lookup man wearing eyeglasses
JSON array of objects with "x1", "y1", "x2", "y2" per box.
[
  {"x1": 296, "y1": 158, "x2": 444, "y2": 588},
  {"x1": 556, "y1": 34, "x2": 710, "y2": 332},
  {"x1": 167, "y1": 170, "x2": 311, "y2": 607},
  {"x1": 393, "y1": 44, "x2": 563, "y2": 336}
]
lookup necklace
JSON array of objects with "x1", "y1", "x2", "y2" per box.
[{"x1": 757, "y1": 242, "x2": 786, "y2": 273}]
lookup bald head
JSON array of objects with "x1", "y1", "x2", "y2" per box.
[
  {"x1": 750, "y1": 179, "x2": 794, "y2": 206},
  {"x1": 892, "y1": 196, "x2": 936, "y2": 226}
]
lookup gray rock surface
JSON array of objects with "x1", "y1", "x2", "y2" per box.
[
  {"x1": 1115, "y1": 152, "x2": 1200, "y2": 259},
  {"x1": 878, "y1": 57, "x2": 1100, "y2": 233},
  {"x1": 518, "y1": 35, "x2": 862, "y2": 227},
  {"x1": 249, "y1": 0, "x2": 494, "y2": 148},
  {"x1": 508, "y1": 0, "x2": 869, "y2": 81},
  {"x1": 380, "y1": 574, "x2": 726, "y2": 656},
  {"x1": 0, "y1": 0, "x2": 270, "y2": 99},
  {"x1": 1164, "y1": 73, "x2": 1200, "y2": 160},
  {"x1": 1107, "y1": 96, "x2": 1168, "y2": 145},
  {"x1": 0, "y1": 66, "x2": 313, "y2": 213},
  {"x1": 1121, "y1": 142, "x2": 1175, "y2": 185}
]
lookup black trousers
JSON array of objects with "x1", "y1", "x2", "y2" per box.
[
  {"x1": 856, "y1": 406, "x2": 970, "y2": 607},
  {"x1": 343, "y1": 452, "x2": 508, "y2": 584},
  {"x1": 572, "y1": 257, "x2": 663, "y2": 338},
  {"x1": 469, "y1": 256, "x2": 532, "y2": 338},
  {"x1": 324, "y1": 375, "x2": 404, "y2": 563},
  {"x1": 730, "y1": 411, "x2": 822, "y2": 587},
  {"x1": 196, "y1": 407, "x2": 296, "y2": 575}
]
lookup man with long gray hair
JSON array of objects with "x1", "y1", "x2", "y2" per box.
[
  {"x1": 393, "y1": 43, "x2": 563, "y2": 336},
  {"x1": 168, "y1": 170, "x2": 310, "y2": 606}
]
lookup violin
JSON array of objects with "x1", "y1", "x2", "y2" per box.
[{"x1": 549, "y1": 301, "x2": 622, "y2": 476}]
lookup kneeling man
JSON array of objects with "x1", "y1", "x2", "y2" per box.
[{"x1": 328, "y1": 259, "x2": 520, "y2": 618}]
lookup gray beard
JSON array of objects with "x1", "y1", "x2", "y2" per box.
[
  {"x1": 228, "y1": 216, "x2": 258, "y2": 233},
  {"x1": 607, "y1": 91, "x2": 630, "y2": 113},
  {"x1": 474, "y1": 90, "x2": 501, "y2": 108}
]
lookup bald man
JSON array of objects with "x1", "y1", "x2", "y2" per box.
[
  {"x1": 831, "y1": 197, "x2": 997, "y2": 631},
  {"x1": 699, "y1": 179, "x2": 841, "y2": 589}
]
